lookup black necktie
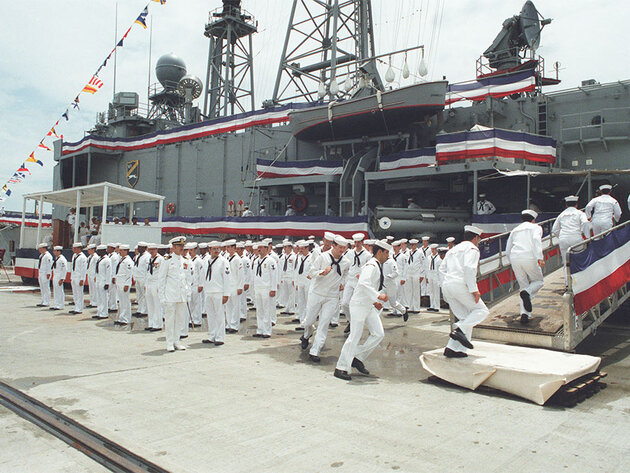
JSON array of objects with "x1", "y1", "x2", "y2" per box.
[
  {"x1": 431, "y1": 255, "x2": 437, "y2": 270},
  {"x1": 149, "y1": 256, "x2": 157, "y2": 275},
  {"x1": 283, "y1": 255, "x2": 288, "y2": 272},
  {"x1": 298, "y1": 256, "x2": 306, "y2": 275},
  {"x1": 409, "y1": 250, "x2": 416, "y2": 263},
  {"x1": 116, "y1": 259, "x2": 123, "y2": 275},
  {"x1": 330, "y1": 254, "x2": 342, "y2": 276},
  {"x1": 52, "y1": 257, "x2": 58, "y2": 269},
  {"x1": 354, "y1": 250, "x2": 363, "y2": 266},
  {"x1": 39, "y1": 254, "x2": 43, "y2": 269},
  {"x1": 135, "y1": 255, "x2": 140, "y2": 267},
  {"x1": 206, "y1": 257, "x2": 218, "y2": 280},
  {"x1": 72, "y1": 254, "x2": 77, "y2": 271},
  {"x1": 394, "y1": 253, "x2": 399, "y2": 261},
  {"x1": 96, "y1": 257, "x2": 102, "y2": 274},
  {"x1": 377, "y1": 262, "x2": 384, "y2": 291},
  {"x1": 256, "y1": 257, "x2": 267, "y2": 277}
]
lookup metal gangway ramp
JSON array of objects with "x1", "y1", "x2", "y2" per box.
[{"x1": 472, "y1": 218, "x2": 630, "y2": 352}]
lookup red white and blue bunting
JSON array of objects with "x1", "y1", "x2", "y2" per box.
[
  {"x1": 256, "y1": 157, "x2": 343, "y2": 179},
  {"x1": 378, "y1": 148, "x2": 436, "y2": 171},
  {"x1": 446, "y1": 70, "x2": 536, "y2": 105}
]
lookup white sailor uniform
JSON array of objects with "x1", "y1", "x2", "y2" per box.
[
  {"x1": 585, "y1": 194, "x2": 622, "y2": 237},
  {"x1": 38, "y1": 251, "x2": 53, "y2": 306},
  {"x1": 70, "y1": 251, "x2": 88, "y2": 313},
  {"x1": 200, "y1": 254, "x2": 231, "y2": 343},
  {"x1": 158, "y1": 253, "x2": 191, "y2": 351},
  {"x1": 115, "y1": 255, "x2": 134, "y2": 323},
  {"x1": 51, "y1": 254, "x2": 68, "y2": 310},
  {"x1": 94, "y1": 254, "x2": 111, "y2": 319},
  {"x1": 145, "y1": 254, "x2": 164, "y2": 329}
]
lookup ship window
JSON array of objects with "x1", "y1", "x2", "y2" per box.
[{"x1": 591, "y1": 115, "x2": 604, "y2": 126}]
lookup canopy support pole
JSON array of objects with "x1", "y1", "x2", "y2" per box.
[
  {"x1": 36, "y1": 195, "x2": 44, "y2": 246},
  {"x1": 472, "y1": 170, "x2": 478, "y2": 215},
  {"x1": 19, "y1": 197, "x2": 27, "y2": 248},
  {"x1": 74, "y1": 190, "x2": 81, "y2": 244},
  {"x1": 158, "y1": 199, "x2": 163, "y2": 225},
  {"x1": 101, "y1": 185, "x2": 109, "y2": 227}
]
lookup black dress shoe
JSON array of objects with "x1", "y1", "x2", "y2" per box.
[
  {"x1": 261, "y1": 334, "x2": 271, "y2": 338},
  {"x1": 520, "y1": 290, "x2": 532, "y2": 312},
  {"x1": 329, "y1": 323, "x2": 338, "y2": 328},
  {"x1": 450, "y1": 327, "x2": 474, "y2": 349},
  {"x1": 240, "y1": 318, "x2": 246, "y2": 322},
  {"x1": 444, "y1": 347, "x2": 468, "y2": 358},
  {"x1": 180, "y1": 335, "x2": 188, "y2": 339},
  {"x1": 252, "y1": 333, "x2": 263, "y2": 338},
  {"x1": 520, "y1": 314, "x2": 530, "y2": 325},
  {"x1": 114, "y1": 321, "x2": 128, "y2": 326},
  {"x1": 144, "y1": 327, "x2": 153, "y2": 331},
  {"x1": 68, "y1": 310, "x2": 76, "y2": 314},
  {"x1": 36, "y1": 303, "x2": 45, "y2": 307},
  {"x1": 334, "y1": 369, "x2": 352, "y2": 381},
  {"x1": 309, "y1": 354, "x2": 321, "y2": 363},
  {"x1": 193, "y1": 324, "x2": 202, "y2": 328},
  {"x1": 150, "y1": 327, "x2": 162, "y2": 332},
  {"x1": 272, "y1": 322, "x2": 276, "y2": 327},
  {"x1": 295, "y1": 327, "x2": 304, "y2": 331},
  {"x1": 300, "y1": 336, "x2": 309, "y2": 350},
  {"x1": 344, "y1": 324, "x2": 350, "y2": 334},
  {"x1": 291, "y1": 318, "x2": 300, "y2": 323},
  {"x1": 91, "y1": 315, "x2": 100, "y2": 319},
  {"x1": 214, "y1": 341, "x2": 225, "y2": 346},
  {"x1": 351, "y1": 358, "x2": 370, "y2": 375},
  {"x1": 202, "y1": 339, "x2": 214, "y2": 344},
  {"x1": 427, "y1": 308, "x2": 440, "y2": 312},
  {"x1": 108, "y1": 309, "x2": 117, "y2": 313},
  {"x1": 188, "y1": 323, "x2": 193, "y2": 328},
  {"x1": 403, "y1": 309, "x2": 409, "y2": 322}
]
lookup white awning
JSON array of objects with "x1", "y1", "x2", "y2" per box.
[{"x1": 22, "y1": 182, "x2": 164, "y2": 207}]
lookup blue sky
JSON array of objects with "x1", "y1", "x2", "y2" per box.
[{"x1": 1, "y1": 0, "x2": 629, "y2": 211}]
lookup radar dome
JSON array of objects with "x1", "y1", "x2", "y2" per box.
[{"x1": 155, "y1": 54, "x2": 187, "y2": 90}]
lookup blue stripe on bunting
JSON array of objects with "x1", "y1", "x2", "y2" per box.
[
  {"x1": 379, "y1": 147, "x2": 435, "y2": 163},
  {"x1": 437, "y1": 128, "x2": 556, "y2": 147},
  {"x1": 447, "y1": 70, "x2": 535, "y2": 93},
  {"x1": 256, "y1": 158, "x2": 343, "y2": 169},
  {"x1": 570, "y1": 224, "x2": 630, "y2": 274}
]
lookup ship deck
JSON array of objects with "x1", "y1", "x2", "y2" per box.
[{"x1": 1, "y1": 273, "x2": 629, "y2": 472}]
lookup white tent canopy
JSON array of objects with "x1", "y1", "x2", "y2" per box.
[{"x1": 20, "y1": 182, "x2": 165, "y2": 247}]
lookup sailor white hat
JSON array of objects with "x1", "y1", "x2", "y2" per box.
[
  {"x1": 392, "y1": 240, "x2": 401, "y2": 246},
  {"x1": 324, "y1": 231, "x2": 335, "y2": 241},
  {"x1": 298, "y1": 240, "x2": 310, "y2": 247},
  {"x1": 236, "y1": 242, "x2": 245, "y2": 248},
  {"x1": 565, "y1": 195, "x2": 579, "y2": 202},
  {"x1": 283, "y1": 240, "x2": 293, "y2": 246},
  {"x1": 119, "y1": 244, "x2": 130, "y2": 250},
  {"x1": 438, "y1": 247, "x2": 449, "y2": 253},
  {"x1": 275, "y1": 243, "x2": 283, "y2": 249},
  {"x1": 464, "y1": 225, "x2": 483, "y2": 236},
  {"x1": 198, "y1": 242, "x2": 208, "y2": 249},
  {"x1": 159, "y1": 244, "x2": 170, "y2": 250},
  {"x1": 364, "y1": 239, "x2": 375, "y2": 245},
  {"x1": 147, "y1": 243, "x2": 158, "y2": 249},
  {"x1": 446, "y1": 237, "x2": 455, "y2": 243},
  {"x1": 479, "y1": 193, "x2": 486, "y2": 198},
  {"x1": 599, "y1": 184, "x2": 612, "y2": 191},
  {"x1": 72, "y1": 242, "x2": 83, "y2": 248},
  {"x1": 308, "y1": 235, "x2": 315, "y2": 240},
  {"x1": 334, "y1": 235, "x2": 349, "y2": 246},
  {"x1": 263, "y1": 238, "x2": 273, "y2": 244},
  {"x1": 97, "y1": 244, "x2": 107, "y2": 250},
  {"x1": 107, "y1": 242, "x2": 116, "y2": 248},
  {"x1": 184, "y1": 243, "x2": 194, "y2": 250},
  {"x1": 169, "y1": 236, "x2": 186, "y2": 246},
  {"x1": 38, "y1": 242, "x2": 48, "y2": 248},
  {"x1": 430, "y1": 243, "x2": 439, "y2": 249},
  {"x1": 522, "y1": 209, "x2": 538, "y2": 219},
  {"x1": 400, "y1": 238, "x2": 408, "y2": 243},
  {"x1": 137, "y1": 241, "x2": 148, "y2": 247},
  {"x1": 374, "y1": 240, "x2": 393, "y2": 252},
  {"x1": 245, "y1": 240, "x2": 253, "y2": 246},
  {"x1": 407, "y1": 197, "x2": 414, "y2": 201},
  {"x1": 86, "y1": 244, "x2": 96, "y2": 250},
  {"x1": 352, "y1": 233, "x2": 365, "y2": 242},
  {"x1": 252, "y1": 243, "x2": 260, "y2": 250},
  {"x1": 422, "y1": 236, "x2": 430, "y2": 241},
  {"x1": 208, "y1": 241, "x2": 221, "y2": 248},
  {"x1": 386, "y1": 236, "x2": 395, "y2": 242},
  {"x1": 223, "y1": 239, "x2": 237, "y2": 246},
  {"x1": 409, "y1": 238, "x2": 419, "y2": 244},
  {"x1": 53, "y1": 245, "x2": 63, "y2": 251}
]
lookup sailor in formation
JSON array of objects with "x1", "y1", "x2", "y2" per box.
[
  {"x1": 236, "y1": 242, "x2": 251, "y2": 322},
  {"x1": 334, "y1": 240, "x2": 391, "y2": 380},
  {"x1": 114, "y1": 245, "x2": 134, "y2": 325},
  {"x1": 552, "y1": 195, "x2": 590, "y2": 278},
  {"x1": 425, "y1": 243, "x2": 442, "y2": 312},
  {"x1": 224, "y1": 240, "x2": 244, "y2": 333},
  {"x1": 145, "y1": 243, "x2": 164, "y2": 331},
  {"x1": 506, "y1": 210, "x2": 545, "y2": 325},
  {"x1": 70, "y1": 242, "x2": 87, "y2": 314},
  {"x1": 37, "y1": 243, "x2": 53, "y2": 307},
  {"x1": 382, "y1": 241, "x2": 408, "y2": 320},
  {"x1": 50, "y1": 246, "x2": 68, "y2": 310},
  {"x1": 253, "y1": 242, "x2": 278, "y2": 338},
  {"x1": 279, "y1": 241, "x2": 297, "y2": 314},
  {"x1": 86, "y1": 244, "x2": 97, "y2": 308},
  {"x1": 94, "y1": 245, "x2": 111, "y2": 319},
  {"x1": 106, "y1": 243, "x2": 119, "y2": 312},
  {"x1": 439, "y1": 226, "x2": 489, "y2": 357},
  {"x1": 200, "y1": 241, "x2": 231, "y2": 345},
  {"x1": 419, "y1": 236, "x2": 431, "y2": 300},
  {"x1": 405, "y1": 239, "x2": 426, "y2": 312},
  {"x1": 187, "y1": 242, "x2": 204, "y2": 328},
  {"x1": 585, "y1": 184, "x2": 622, "y2": 237},
  {"x1": 133, "y1": 242, "x2": 150, "y2": 317}
]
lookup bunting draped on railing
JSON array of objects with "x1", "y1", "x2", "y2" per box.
[
  {"x1": 256, "y1": 158, "x2": 344, "y2": 179},
  {"x1": 378, "y1": 148, "x2": 436, "y2": 171},
  {"x1": 0, "y1": 0, "x2": 167, "y2": 203},
  {"x1": 445, "y1": 70, "x2": 536, "y2": 105}
]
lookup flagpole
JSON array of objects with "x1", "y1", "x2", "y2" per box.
[
  {"x1": 147, "y1": 15, "x2": 153, "y2": 107},
  {"x1": 113, "y1": 1, "x2": 118, "y2": 99}
]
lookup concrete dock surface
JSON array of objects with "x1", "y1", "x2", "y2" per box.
[{"x1": 1, "y1": 275, "x2": 629, "y2": 472}]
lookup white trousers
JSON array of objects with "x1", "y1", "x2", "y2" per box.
[
  {"x1": 336, "y1": 302, "x2": 384, "y2": 372},
  {"x1": 255, "y1": 290, "x2": 273, "y2": 336},
  {"x1": 205, "y1": 293, "x2": 226, "y2": 342},
  {"x1": 512, "y1": 258, "x2": 544, "y2": 317},
  {"x1": 71, "y1": 278, "x2": 84, "y2": 312},
  {"x1": 135, "y1": 280, "x2": 147, "y2": 314},
  {"x1": 399, "y1": 279, "x2": 409, "y2": 307},
  {"x1": 52, "y1": 279, "x2": 65, "y2": 309},
  {"x1": 295, "y1": 283, "x2": 310, "y2": 323},
  {"x1": 190, "y1": 289, "x2": 203, "y2": 325},
  {"x1": 302, "y1": 292, "x2": 338, "y2": 356},
  {"x1": 116, "y1": 285, "x2": 132, "y2": 323},
  {"x1": 384, "y1": 283, "x2": 406, "y2": 314},
  {"x1": 38, "y1": 274, "x2": 51, "y2": 306},
  {"x1": 145, "y1": 284, "x2": 163, "y2": 328},
  {"x1": 181, "y1": 298, "x2": 191, "y2": 336},
  {"x1": 240, "y1": 289, "x2": 248, "y2": 320},
  {"x1": 407, "y1": 275, "x2": 421, "y2": 311},
  {"x1": 442, "y1": 282, "x2": 489, "y2": 354},
  {"x1": 421, "y1": 277, "x2": 428, "y2": 297},
  {"x1": 96, "y1": 282, "x2": 109, "y2": 318},
  {"x1": 88, "y1": 276, "x2": 96, "y2": 307},
  {"x1": 225, "y1": 291, "x2": 240, "y2": 330},
  {"x1": 163, "y1": 302, "x2": 187, "y2": 350},
  {"x1": 591, "y1": 219, "x2": 614, "y2": 239},
  {"x1": 428, "y1": 278, "x2": 441, "y2": 310},
  {"x1": 341, "y1": 282, "x2": 357, "y2": 322},
  {"x1": 108, "y1": 284, "x2": 118, "y2": 310},
  {"x1": 280, "y1": 279, "x2": 295, "y2": 312}
]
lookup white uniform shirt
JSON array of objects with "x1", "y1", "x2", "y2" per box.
[
  {"x1": 438, "y1": 241, "x2": 480, "y2": 293},
  {"x1": 393, "y1": 251, "x2": 407, "y2": 281},
  {"x1": 146, "y1": 254, "x2": 164, "y2": 286},
  {"x1": 344, "y1": 248, "x2": 371, "y2": 286},
  {"x1": 87, "y1": 253, "x2": 98, "y2": 279},
  {"x1": 585, "y1": 195, "x2": 622, "y2": 225},
  {"x1": 71, "y1": 252, "x2": 88, "y2": 280},
  {"x1": 476, "y1": 199, "x2": 496, "y2": 215},
  {"x1": 308, "y1": 250, "x2": 350, "y2": 298},
  {"x1": 227, "y1": 253, "x2": 244, "y2": 293},
  {"x1": 351, "y1": 258, "x2": 385, "y2": 305},
  {"x1": 280, "y1": 251, "x2": 297, "y2": 280},
  {"x1": 382, "y1": 256, "x2": 399, "y2": 289},
  {"x1": 95, "y1": 255, "x2": 112, "y2": 286},
  {"x1": 38, "y1": 251, "x2": 53, "y2": 276},
  {"x1": 295, "y1": 253, "x2": 313, "y2": 286},
  {"x1": 552, "y1": 207, "x2": 589, "y2": 240},
  {"x1": 201, "y1": 255, "x2": 232, "y2": 296},
  {"x1": 158, "y1": 254, "x2": 191, "y2": 304},
  {"x1": 426, "y1": 253, "x2": 442, "y2": 282},
  {"x1": 253, "y1": 255, "x2": 278, "y2": 290},
  {"x1": 240, "y1": 254, "x2": 252, "y2": 287},
  {"x1": 406, "y1": 248, "x2": 426, "y2": 277},
  {"x1": 115, "y1": 255, "x2": 133, "y2": 287},
  {"x1": 506, "y1": 221, "x2": 544, "y2": 262},
  {"x1": 51, "y1": 255, "x2": 68, "y2": 282},
  {"x1": 134, "y1": 252, "x2": 151, "y2": 283}
]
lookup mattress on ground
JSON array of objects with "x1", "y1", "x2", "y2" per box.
[{"x1": 419, "y1": 341, "x2": 601, "y2": 405}]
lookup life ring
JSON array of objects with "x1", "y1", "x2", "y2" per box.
[
  {"x1": 166, "y1": 202, "x2": 176, "y2": 214},
  {"x1": 290, "y1": 195, "x2": 308, "y2": 213}
]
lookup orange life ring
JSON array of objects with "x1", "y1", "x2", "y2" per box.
[
  {"x1": 290, "y1": 195, "x2": 308, "y2": 212},
  {"x1": 166, "y1": 202, "x2": 176, "y2": 214}
]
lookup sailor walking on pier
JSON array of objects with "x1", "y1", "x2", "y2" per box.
[
  {"x1": 438, "y1": 226, "x2": 489, "y2": 357},
  {"x1": 405, "y1": 239, "x2": 426, "y2": 312},
  {"x1": 36, "y1": 243, "x2": 53, "y2": 307},
  {"x1": 341, "y1": 233, "x2": 371, "y2": 324},
  {"x1": 585, "y1": 184, "x2": 622, "y2": 237},
  {"x1": 70, "y1": 243, "x2": 87, "y2": 314},
  {"x1": 334, "y1": 240, "x2": 391, "y2": 381},
  {"x1": 506, "y1": 210, "x2": 545, "y2": 325}
]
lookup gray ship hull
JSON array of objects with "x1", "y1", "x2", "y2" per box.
[{"x1": 288, "y1": 81, "x2": 448, "y2": 141}]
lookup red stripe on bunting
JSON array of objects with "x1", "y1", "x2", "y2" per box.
[
  {"x1": 436, "y1": 147, "x2": 555, "y2": 164},
  {"x1": 573, "y1": 261, "x2": 630, "y2": 315},
  {"x1": 160, "y1": 225, "x2": 366, "y2": 239}
]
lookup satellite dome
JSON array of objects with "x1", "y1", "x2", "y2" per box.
[{"x1": 155, "y1": 54, "x2": 187, "y2": 90}]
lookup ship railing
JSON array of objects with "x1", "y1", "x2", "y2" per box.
[
  {"x1": 559, "y1": 106, "x2": 630, "y2": 147},
  {"x1": 475, "y1": 49, "x2": 550, "y2": 80},
  {"x1": 476, "y1": 215, "x2": 562, "y2": 305},
  {"x1": 562, "y1": 220, "x2": 630, "y2": 351},
  {"x1": 208, "y1": 6, "x2": 256, "y2": 27}
]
